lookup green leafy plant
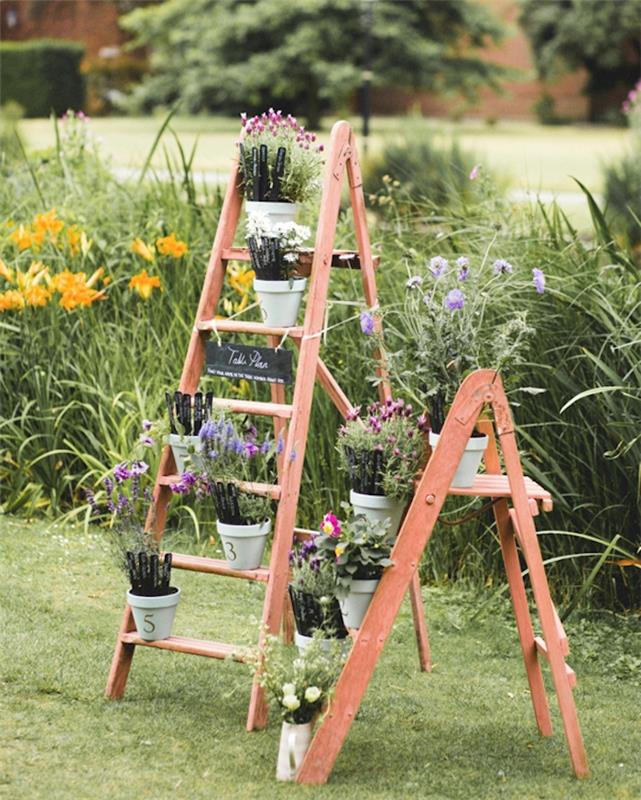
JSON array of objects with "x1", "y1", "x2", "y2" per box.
[
  {"x1": 315, "y1": 512, "x2": 394, "y2": 597},
  {"x1": 249, "y1": 632, "x2": 346, "y2": 724}
]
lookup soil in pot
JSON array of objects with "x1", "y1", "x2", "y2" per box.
[{"x1": 288, "y1": 586, "x2": 348, "y2": 639}]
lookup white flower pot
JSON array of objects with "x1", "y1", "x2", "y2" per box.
[
  {"x1": 254, "y1": 278, "x2": 306, "y2": 326},
  {"x1": 276, "y1": 720, "x2": 312, "y2": 781},
  {"x1": 246, "y1": 200, "x2": 298, "y2": 229},
  {"x1": 166, "y1": 434, "x2": 204, "y2": 474},
  {"x1": 339, "y1": 578, "x2": 380, "y2": 629},
  {"x1": 349, "y1": 489, "x2": 405, "y2": 537},
  {"x1": 216, "y1": 518, "x2": 271, "y2": 570},
  {"x1": 294, "y1": 631, "x2": 350, "y2": 656},
  {"x1": 127, "y1": 588, "x2": 180, "y2": 642},
  {"x1": 429, "y1": 430, "x2": 489, "y2": 488}
]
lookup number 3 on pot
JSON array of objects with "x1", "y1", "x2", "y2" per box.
[{"x1": 225, "y1": 541, "x2": 237, "y2": 561}]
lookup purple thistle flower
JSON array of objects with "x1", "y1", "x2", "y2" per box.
[
  {"x1": 113, "y1": 462, "x2": 131, "y2": 483},
  {"x1": 456, "y1": 256, "x2": 470, "y2": 281},
  {"x1": 139, "y1": 434, "x2": 155, "y2": 447},
  {"x1": 130, "y1": 460, "x2": 149, "y2": 476},
  {"x1": 405, "y1": 275, "x2": 423, "y2": 289},
  {"x1": 532, "y1": 268, "x2": 546, "y2": 294},
  {"x1": 360, "y1": 311, "x2": 375, "y2": 336},
  {"x1": 429, "y1": 256, "x2": 448, "y2": 278},
  {"x1": 444, "y1": 288, "x2": 465, "y2": 311},
  {"x1": 142, "y1": 419, "x2": 152, "y2": 432},
  {"x1": 493, "y1": 258, "x2": 514, "y2": 275}
]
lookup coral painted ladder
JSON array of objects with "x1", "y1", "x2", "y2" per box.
[
  {"x1": 105, "y1": 121, "x2": 432, "y2": 731},
  {"x1": 296, "y1": 370, "x2": 589, "y2": 784}
]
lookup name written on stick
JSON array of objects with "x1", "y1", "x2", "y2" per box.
[{"x1": 205, "y1": 342, "x2": 293, "y2": 385}]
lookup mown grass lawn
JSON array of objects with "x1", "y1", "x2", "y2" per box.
[
  {"x1": 2, "y1": 516, "x2": 640, "y2": 799},
  {"x1": 19, "y1": 115, "x2": 631, "y2": 195}
]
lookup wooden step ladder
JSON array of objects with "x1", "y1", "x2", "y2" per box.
[
  {"x1": 105, "y1": 121, "x2": 431, "y2": 730},
  {"x1": 297, "y1": 369, "x2": 589, "y2": 783}
]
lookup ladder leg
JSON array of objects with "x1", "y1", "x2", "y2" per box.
[
  {"x1": 408, "y1": 571, "x2": 431, "y2": 672},
  {"x1": 495, "y1": 499, "x2": 552, "y2": 735},
  {"x1": 282, "y1": 586, "x2": 295, "y2": 645},
  {"x1": 105, "y1": 605, "x2": 136, "y2": 699},
  {"x1": 499, "y1": 427, "x2": 589, "y2": 778}
]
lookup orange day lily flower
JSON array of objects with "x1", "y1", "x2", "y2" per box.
[
  {"x1": 0, "y1": 259, "x2": 13, "y2": 283},
  {"x1": 131, "y1": 238, "x2": 155, "y2": 262},
  {"x1": 33, "y1": 209, "x2": 64, "y2": 240},
  {"x1": 156, "y1": 232, "x2": 188, "y2": 258},
  {"x1": 129, "y1": 270, "x2": 161, "y2": 300},
  {"x1": 0, "y1": 290, "x2": 26, "y2": 312}
]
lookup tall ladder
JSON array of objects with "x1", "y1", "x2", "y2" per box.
[
  {"x1": 297, "y1": 370, "x2": 589, "y2": 783},
  {"x1": 105, "y1": 121, "x2": 432, "y2": 730}
]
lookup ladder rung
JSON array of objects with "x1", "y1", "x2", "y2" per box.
[
  {"x1": 221, "y1": 247, "x2": 379, "y2": 270},
  {"x1": 169, "y1": 552, "x2": 269, "y2": 581},
  {"x1": 120, "y1": 632, "x2": 246, "y2": 661},
  {"x1": 534, "y1": 636, "x2": 576, "y2": 687},
  {"x1": 198, "y1": 319, "x2": 304, "y2": 337},
  {"x1": 159, "y1": 475, "x2": 281, "y2": 499},
  {"x1": 447, "y1": 474, "x2": 553, "y2": 510},
  {"x1": 209, "y1": 398, "x2": 293, "y2": 418},
  {"x1": 294, "y1": 527, "x2": 317, "y2": 540}
]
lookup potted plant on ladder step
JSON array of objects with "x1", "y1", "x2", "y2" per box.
[
  {"x1": 248, "y1": 632, "x2": 346, "y2": 781},
  {"x1": 315, "y1": 511, "x2": 395, "y2": 629},
  {"x1": 246, "y1": 215, "x2": 311, "y2": 327},
  {"x1": 337, "y1": 400, "x2": 427, "y2": 535},
  {"x1": 385, "y1": 254, "x2": 536, "y2": 487},
  {"x1": 88, "y1": 460, "x2": 180, "y2": 642},
  {"x1": 238, "y1": 108, "x2": 324, "y2": 228},
  {"x1": 288, "y1": 526, "x2": 349, "y2": 654},
  {"x1": 172, "y1": 414, "x2": 279, "y2": 570},
  {"x1": 164, "y1": 390, "x2": 212, "y2": 474}
]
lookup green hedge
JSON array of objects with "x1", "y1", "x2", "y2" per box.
[{"x1": 0, "y1": 39, "x2": 85, "y2": 118}]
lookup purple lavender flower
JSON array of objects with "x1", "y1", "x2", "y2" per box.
[
  {"x1": 260, "y1": 437, "x2": 271, "y2": 455},
  {"x1": 532, "y1": 268, "x2": 546, "y2": 294},
  {"x1": 360, "y1": 311, "x2": 375, "y2": 336},
  {"x1": 113, "y1": 462, "x2": 131, "y2": 483},
  {"x1": 276, "y1": 434, "x2": 285, "y2": 455},
  {"x1": 85, "y1": 489, "x2": 99, "y2": 514},
  {"x1": 429, "y1": 256, "x2": 448, "y2": 278},
  {"x1": 444, "y1": 288, "x2": 465, "y2": 311},
  {"x1": 493, "y1": 258, "x2": 514, "y2": 275},
  {"x1": 244, "y1": 441, "x2": 259, "y2": 458},
  {"x1": 199, "y1": 419, "x2": 216, "y2": 440},
  {"x1": 405, "y1": 275, "x2": 423, "y2": 289}
]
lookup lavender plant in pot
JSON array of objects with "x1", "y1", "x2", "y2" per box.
[
  {"x1": 163, "y1": 390, "x2": 212, "y2": 474},
  {"x1": 248, "y1": 632, "x2": 345, "y2": 781},
  {"x1": 89, "y1": 460, "x2": 180, "y2": 642},
  {"x1": 238, "y1": 108, "x2": 324, "y2": 228},
  {"x1": 172, "y1": 414, "x2": 278, "y2": 570},
  {"x1": 337, "y1": 400, "x2": 426, "y2": 535},
  {"x1": 315, "y1": 512, "x2": 394, "y2": 629},
  {"x1": 246, "y1": 216, "x2": 311, "y2": 327},
  {"x1": 288, "y1": 523, "x2": 348, "y2": 654},
  {"x1": 386, "y1": 255, "x2": 536, "y2": 487}
]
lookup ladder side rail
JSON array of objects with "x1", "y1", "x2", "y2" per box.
[
  {"x1": 247, "y1": 121, "x2": 354, "y2": 730},
  {"x1": 296, "y1": 369, "x2": 493, "y2": 784},
  {"x1": 490, "y1": 379, "x2": 589, "y2": 778},
  {"x1": 477, "y1": 419, "x2": 553, "y2": 736}
]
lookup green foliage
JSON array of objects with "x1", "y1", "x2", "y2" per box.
[
  {"x1": 519, "y1": 0, "x2": 641, "y2": 120},
  {"x1": 316, "y1": 512, "x2": 394, "y2": 596},
  {"x1": 0, "y1": 39, "x2": 85, "y2": 118},
  {"x1": 603, "y1": 148, "x2": 641, "y2": 245},
  {"x1": 363, "y1": 132, "x2": 477, "y2": 210},
  {"x1": 249, "y1": 632, "x2": 346, "y2": 723},
  {"x1": 120, "y1": 0, "x2": 506, "y2": 126}
]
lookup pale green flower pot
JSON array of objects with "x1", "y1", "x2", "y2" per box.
[{"x1": 217, "y1": 519, "x2": 271, "y2": 570}]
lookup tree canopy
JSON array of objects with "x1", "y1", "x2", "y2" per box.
[
  {"x1": 519, "y1": 0, "x2": 641, "y2": 120},
  {"x1": 121, "y1": 0, "x2": 506, "y2": 127}
]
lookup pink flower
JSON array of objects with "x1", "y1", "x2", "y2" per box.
[
  {"x1": 321, "y1": 513, "x2": 342, "y2": 538},
  {"x1": 469, "y1": 164, "x2": 481, "y2": 181}
]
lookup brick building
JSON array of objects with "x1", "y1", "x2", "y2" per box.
[{"x1": 0, "y1": 0, "x2": 612, "y2": 121}]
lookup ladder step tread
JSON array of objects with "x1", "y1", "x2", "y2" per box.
[
  {"x1": 448, "y1": 474, "x2": 553, "y2": 509},
  {"x1": 209, "y1": 398, "x2": 293, "y2": 418},
  {"x1": 221, "y1": 246, "x2": 379, "y2": 270},
  {"x1": 534, "y1": 636, "x2": 576, "y2": 687},
  {"x1": 198, "y1": 319, "x2": 304, "y2": 337},
  {"x1": 169, "y1": 552, "x2": 269, "y2": 581},
  {"x1": 120, "y1": 632, "x2": 246, "y2": 661},
  {"x1": 158, "y1": 475, "x2": 281, "y2": 499}
]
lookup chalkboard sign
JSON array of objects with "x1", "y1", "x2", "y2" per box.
[{"x1": 205, "y1": 342, "x2": 293, "y2": 385}]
